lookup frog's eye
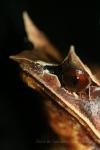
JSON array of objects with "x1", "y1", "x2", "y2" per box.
[{"x1": 62, "y1": 67, "x2": 89, "y2": 92}]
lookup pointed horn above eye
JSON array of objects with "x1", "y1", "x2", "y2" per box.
[
  {"x1": 22, "y1": 11, "x2": 44, "y2": 48},
  {"x1": 22, "y1": 11, "x2": 62, "y2": 62},
  {"x1": 62, "y1": 45, "x2": 83, "y2": 67},
  {"x1": 69, "y1": 45, "x2": 75, "y2": 53},
  {"x1": 62, "y1": 45, "x2": 100, "y2": 86}
]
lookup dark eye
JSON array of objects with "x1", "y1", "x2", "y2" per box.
[{"x1": 62, "y1": 67, "x2": 89, "y2": 92}]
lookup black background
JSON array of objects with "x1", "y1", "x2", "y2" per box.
[{"x1": 0, "y1": 1, "x2": 100, "y2": 150}]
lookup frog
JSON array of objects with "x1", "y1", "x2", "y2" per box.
[{"x1": 10, "y1": 12, "x2": 100, "y2": 150}]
